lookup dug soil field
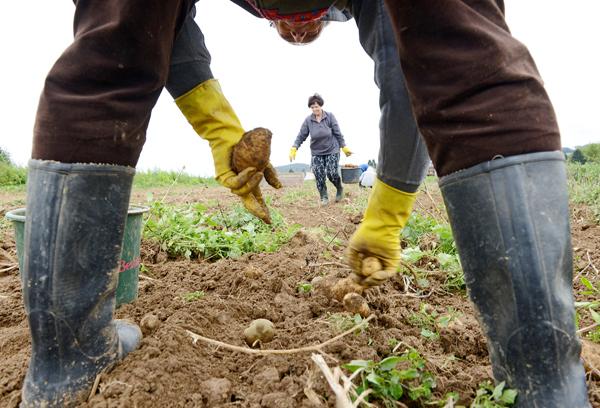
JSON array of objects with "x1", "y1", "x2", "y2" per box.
[{"x1": 1, "y1": 179, "x2": 599, "y2": 407}]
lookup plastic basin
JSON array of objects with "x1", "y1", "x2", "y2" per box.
[{"x1": 341, "y1": 166, "x2": 361, "y2": 184}]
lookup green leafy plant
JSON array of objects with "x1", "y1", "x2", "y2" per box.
[
  {"x1": 401, "y1": 212, "x2": 466, "y2": 292},
  {"x1": 343, "y1": 348, "x2": 436, "y2": 406},
  {"x1": 570, "y1": 149, "x2": 587, "y2": 164},
  {"x1": 182, "y1": 290, "x2": 205, "y2": 302},
  {"x1": 579, "y1": 276, "x2": 600, "y2": 302},
  {"x1": 143, "y1": 202, "x2": 300, "y2": 260},
  {"x1": 307, "y1": 226, "x2": 344, "y2": 246},
  {"x1": 580, "y1": 143, "x2": 600, "y2": 163},
  {"x1": 327, "y1": 313, "x2": 368, "y2": 334},
  {"x1": 575, "y1": 277, "x2": 600, "y2": 343},
  {"x1": 469, "y1": 381, "x2": 517, "y2": 407},
  {"x1": 297, "y1": 282, "x2": 313, "y2": 293},
  {"x1": 0, "y1": 159, "x2": 27, "y2": 187},
  {"x1": 402, "y1": 213, "x2": 456, "y2": 255},
  {"x1": 0, "y1": 147, "x2": 11, "y2": 164},
  {"x1": 343, "y1": 187, "x2": 370, "y2": 216},
  {"x1": 407, "y1": 303, "x2": 462, "y2": 341}
]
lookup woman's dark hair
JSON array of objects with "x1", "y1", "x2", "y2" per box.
[{"x1": 308, "y1": 93, "x2": 324, "y2": 107}]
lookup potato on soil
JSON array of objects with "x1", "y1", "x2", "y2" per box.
[
  {"x1": 244, "y1": 318, "x2": 275, "y2": 347},
  {"x1": 343, "y1": 293, "x2": 370, "y2": 318},
  {"x1": 331, "y1": 277, "x2": 364, "y2": 302},
  {"x1": 140, "y1": 313, "x2": 160, "y2": 335},
  {"x1": 243, "y1": 265, "x2": 263, "y2": 279}
]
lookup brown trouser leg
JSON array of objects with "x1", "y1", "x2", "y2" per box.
[
  {"x1": 32, "y1": 0, "x2": 193, "y2": 167},
  {"x1": 383, "y1": 0, "x2": 560, "y2": 176}
]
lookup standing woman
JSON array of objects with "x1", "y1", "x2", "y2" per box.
[{"x1": 289, "y1": 93, "x2": 352, "y2": 204}]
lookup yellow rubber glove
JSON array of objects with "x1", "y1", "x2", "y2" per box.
[
  {"x1": 176, "y1": 79, "x2": 271, "y2": 222},
  {"x1": 342, "y1": 146, "x2": 353, "y2": 157},
  {"x1": 346, "y1": 178, "x2": 417, "y2": 287},
  {"x1": 289, "y1": 147, "x2": 297, "y2": 162}
]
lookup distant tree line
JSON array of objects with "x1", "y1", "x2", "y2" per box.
[
  {"x1": 0, "y1": 146, "x2": 28, "y2": 186},
  {"x1": 0, "y1": 147, "x2": 11, "y2": 165},
  {"x1": 569, "y1": 143, "x2": 600, "y2": 164}
]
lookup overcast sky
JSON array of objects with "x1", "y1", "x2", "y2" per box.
[{"x1": 1, "y1": 1, "x2": 599, "y2": 176}]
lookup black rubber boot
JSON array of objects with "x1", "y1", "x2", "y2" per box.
[
  {"x1": 334, "y1": 180, "x2": 344, "y2": 203},
  {"x1": 439, "y1": 152, "x2": 589, "y2": 407},
  {"x1": 20, "y1": 160, "x2": 142, "y2": 408},
  {"x1": 318, "y1": 187, "x2": 329, "y2": 206}
]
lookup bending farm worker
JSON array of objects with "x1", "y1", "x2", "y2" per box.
[
  {"x1": 22, "y1": 0, "x2": 432, "y2": 402},
  {"x1": 19, "y1": 0, "x2": 589, "y2": 406}
]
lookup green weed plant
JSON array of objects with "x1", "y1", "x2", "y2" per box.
[
  {"x1": 575, "y1": 276, "x2": 600, "y2": 343},
  {"x1": 343, "y1": 187, "x2": 370, "y2": 216},
  {"x1": 344, "y1": 349, "x2": 517, "y2": 407},
  {"x1": 468, "y1": 381, "x2": 518, "y2": 407},
  {"x1": 297, "y1": 282, "x2": 313, "y2": 293},
  {"x1": 343, "y1": 348, "x2": 436, "y2": 406},
  {"x1": 307, "y1": 226, "x2": 344, "y2": 247},
  {"x1": 143, "y1": 201, "x2": 299, "y2": 260},
  {"x1": 182, "y1": 290, "x2": 205, "y2": 302},
  {"x1": 327, "y1": 313, "x2": 368, "y2": 334},
  {"x1": 281, "y1": 185, "x2": 314, "y2": 204},
  {"x1": 401, "y1": 212, "x2": 465, "y2": 292},
  {"x1": 407, "y1": 303, "x2": 462, "y2": 342}
]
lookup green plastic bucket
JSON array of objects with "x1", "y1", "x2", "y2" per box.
[{"x1": 5, "y1": 205, "x2": 149, "y2": 307}]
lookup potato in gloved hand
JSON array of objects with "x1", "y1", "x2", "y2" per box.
[
  {"x1": 345, "y1": 179, "x2": 417, "y2": 288},
  {"x1": 232, "y1": 127, "x2": 282, "y2": 223},
  {"x1": 350, "y1": 256, "x2": 398, "y2": 288},
  {"x1": 331, "y1": 258, "x2": 388, "y2": 302}
]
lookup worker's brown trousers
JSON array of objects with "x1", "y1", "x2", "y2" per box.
[
  {"x1": 383, "y1": 0, "x2": 560, "y2": 175},
  {"x1": 32, "y1": 0, "x2": 193, "y2": 167}
]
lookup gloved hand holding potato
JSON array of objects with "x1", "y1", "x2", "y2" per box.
[
  {"x1": 176, "y1": 79, "x2": 281, "y2": 223},
  {"x1": 346, "y1": 179, "x2": 417, "y2": 287}
]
